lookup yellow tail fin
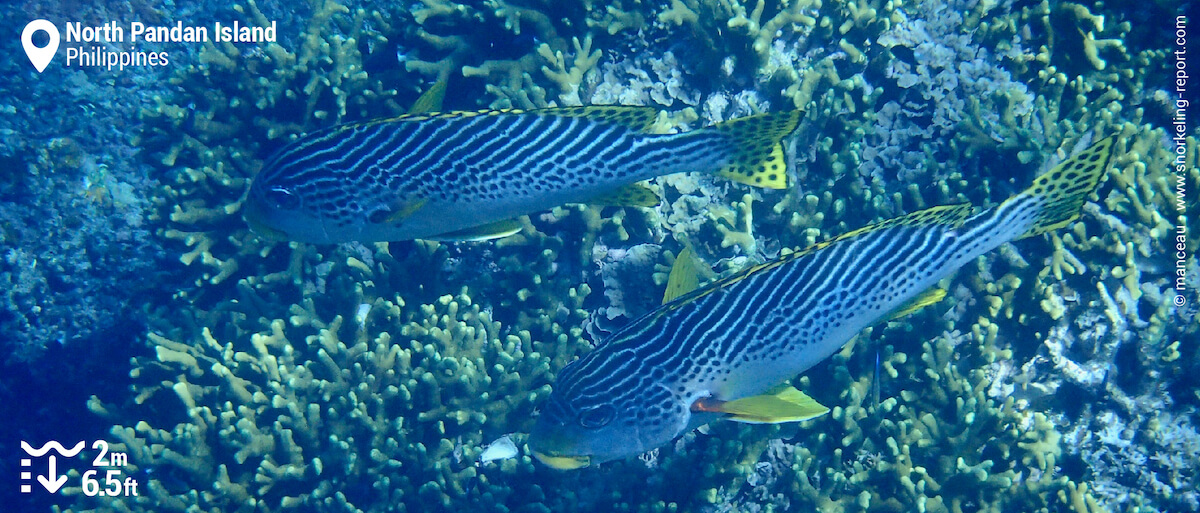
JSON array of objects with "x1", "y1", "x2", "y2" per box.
[
  {"x1": 1013, "y1": 135, "x2": 1116, "y2": 240},
  {"x1": 712, "y1": 111, "x2": 801, "y2": 189}
]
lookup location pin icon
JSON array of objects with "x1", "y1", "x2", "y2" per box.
[{"x1": 22, "y1": 20, "x2": 60, "y2": 73}]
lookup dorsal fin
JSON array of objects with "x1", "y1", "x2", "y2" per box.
[
  {"x1": 827, "y1": 203, "x2": 976, "y2": 247},
  {"x1": 663, "y1": 202, "x2": 977, "y2": 304},
  {"x1": 377, "y1": 108, "x2": 523, "y2": 124},
  {"x1": 663, "y1": 246, "x2": 702, "y2": 304},
  {"x1": 373, "y1": 106, "x2": 659, "y2": 131},
  {"x1": 601, "y1": 202, "x2": 969, "y2": 345},
  {"x1": 536, "y1": 106, "x2": 660, "y2": 132}
]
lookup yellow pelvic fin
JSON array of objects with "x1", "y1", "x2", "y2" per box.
[
  {"x1": 408, "y1": 79, "x2": 447, "y2": 114},
  {"x1": 1011, "y1": 135, "x2": 1116, "y2": 240},
  {"x1": 427, "y1": 218, "x2": 523, "y2": 242},
  {"x1": 532, "y1": 452, "x2": 591, "y2": 470},
  {"x1": 712, "y1": 110, "x2": 801, "y2": 189},
  {"x1": 537, "y1": 105, "x2": 661, "y2": 132},
  {"x1": 888, "y1": 287, "x2": 947, "y2": 320},
  {"x1": 716, "y1": 387, "x2": 830, "y2": 425},
  {"x1": 663, "y1": 246, "x2": 701, "y2": 304},
  {"x1": 587, "y1": 183, "x2": 660, "y2": 208}
]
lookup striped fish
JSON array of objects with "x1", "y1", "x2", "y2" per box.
[
  {"x1": 528, "y1": 136, "x2": 1117, "y2": 469},
  {"x1": 243, "y1": 105, "x2": 800, "y2": 243}
]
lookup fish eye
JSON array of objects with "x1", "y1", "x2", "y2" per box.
[
  {"x1": 577, "y1": 405, "x2": 616, "y2": 429},
  {"x1": 264, "y1": 186, "x2": 301, "y2": 210}
]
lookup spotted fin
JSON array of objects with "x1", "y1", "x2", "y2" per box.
[
  {"x1": 693, "y1": 387, "x2": 830, "y2": 424},
  {"x1": 587, "y1": 183, "x2": 660, "y2": 208},
  {"x1": 428, "y1": 218, "x2": 523, "y2": 242},
  {"x1": 1010, "y1": 135, "x2": 1115, "y2": 240},
  {"x1": 409, "y1": 79, "x2": 447, "y2": 114},
  {"x1": 712, "y1": 110, "x2": 801, "y2": 189},
  {"x1": 663, "y1": 246, "x2": 701, "y2": 304},
  {"x1": 888, "y1": 287, "x2": 947, "y2": 320}
]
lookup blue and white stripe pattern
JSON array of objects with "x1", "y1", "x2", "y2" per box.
[
  {"x1": 243, "y1": 107, "x2": 799, "y2": 243},
  {"x1": 529, "y1": 135, "x2": 1116, "y2": 468}
]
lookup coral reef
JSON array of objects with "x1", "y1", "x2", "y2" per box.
[
  {"x1": 0, "y1": 10, "x2": 171, "y2": 363},
  {"x1": 692, "y1": 331, "x2": 1090, "y2": 513},
  {"x1": 67, "y1": 287, "x2": 591, "y2": 512},
  {"x1": 141, "y1": 0, "x2": 411, "y2": 305},
  {"x1": 0, "y1": 0, "x2": 1188, "y2": 511},
  {"x1": 0, "y1": 1, "x2": 190, "y2": 509}
]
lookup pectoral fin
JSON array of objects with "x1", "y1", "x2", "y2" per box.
[
  {"x1": 427, "y1": 218, "x2": 523, "y2": 242},
  {"x1": 380, "y1": 198, "x2": 429, "y2": 224},
  {"x1": 887, "y1": 287, "x2": 947, "y2": 320},
  {"x1": 693, "y1": 387, "x2": 830, "y2": 424}
]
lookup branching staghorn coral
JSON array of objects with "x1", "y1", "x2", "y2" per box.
[
  {"x1": 142, "y1": 0, "x2": 408, "y2": 305},
  {"x1": 64, "y1": 286, "x2": 592, "y2": 513},
  {"x1": 46, "y1": 0, "x2": 1197, "y2": 512}
]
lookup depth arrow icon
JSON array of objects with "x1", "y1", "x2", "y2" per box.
[{"x1": 37, "y1": 455, "x2": 68, "y2": 494}]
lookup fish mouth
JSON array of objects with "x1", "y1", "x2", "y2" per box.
[{"x1": 531, "y1": 450, "x2": 591, "y2": 470}]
